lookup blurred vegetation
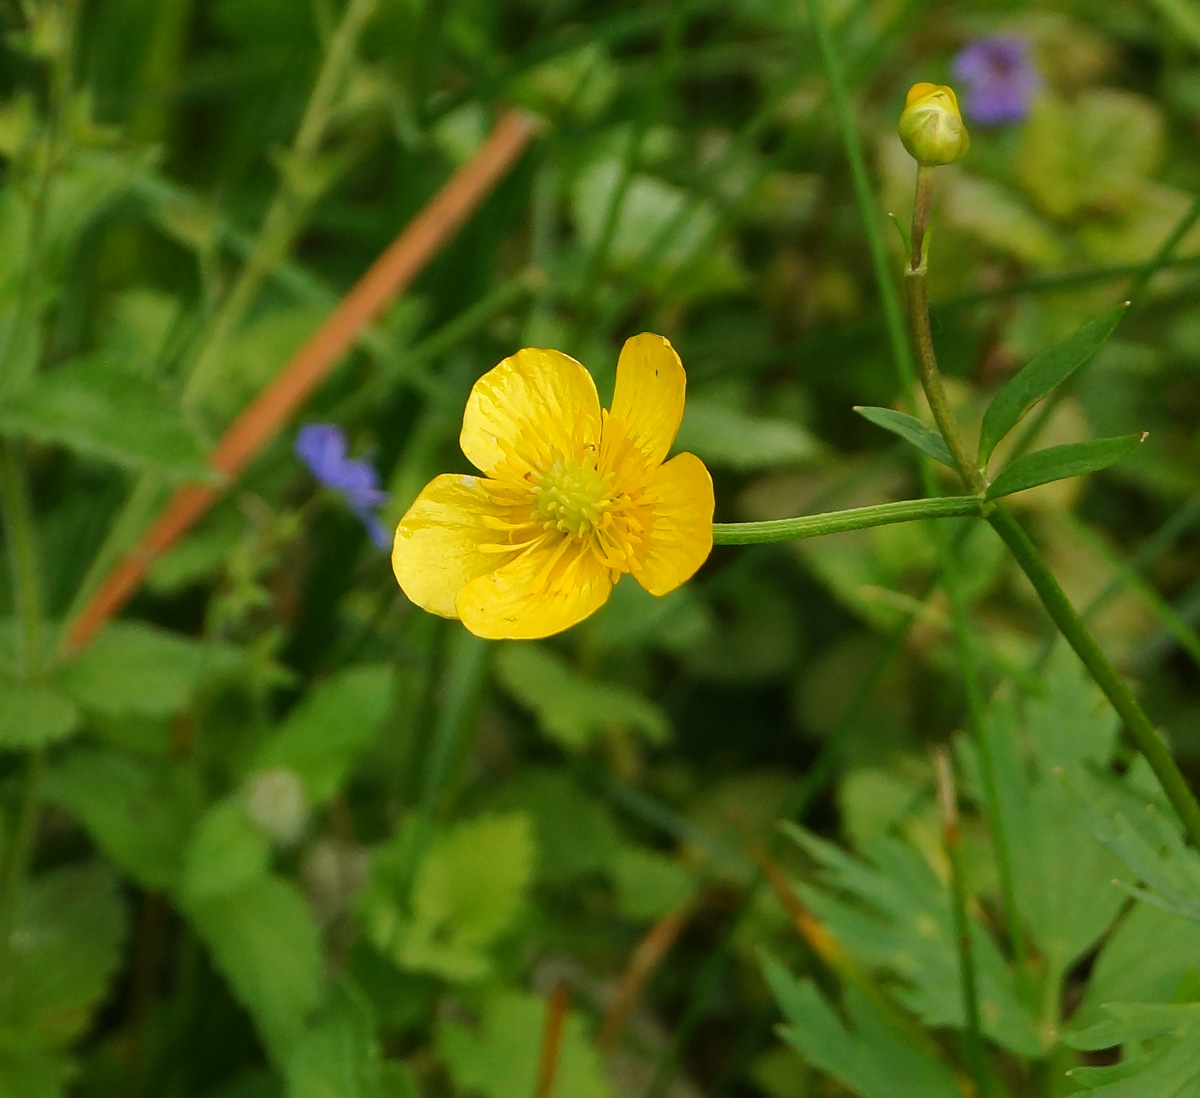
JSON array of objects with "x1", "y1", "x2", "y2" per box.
[{"x1": 2, "y1": 0, "x2": 1200, "y2": 1096}]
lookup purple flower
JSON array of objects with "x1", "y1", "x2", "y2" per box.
[
  {"x1": 952, "y1": 36, "x2": 1041, "y2": 126},
  {"x1": 295, "y1": 423, "x2": 391, "y2": 551}
]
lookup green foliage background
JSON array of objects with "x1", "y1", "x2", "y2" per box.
[{"x1": 2, "y1": 0, "x2": 1200, "y2": 1096}]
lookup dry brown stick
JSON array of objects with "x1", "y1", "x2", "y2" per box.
[
  {"x1": 536, "y1": 984, "x2": 571, "y2": 1098},
  {"x1": 599, "y1": 904, "x2": 693, "y2": 1054},
  {"x1": 64, "y1": 108, "x2": 541, "y2": 654}
]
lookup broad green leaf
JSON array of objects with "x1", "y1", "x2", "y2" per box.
[
  {"x1": 984, "y1": 433, "x2": 1146, "y2": 500},
  {"x1": 852, "y1": 406, "x2": 954, "y2": 468},
  {"x1": 978, "y1": 306, "x2": 1125, "y2": 464},
  {"x1": 610, "y1": 846, "x2": 696, "y2": 921},
  {"x1": 0, "y1": 1031, "x2": 72, "y2": 1098},
  {"x1": 0, "y1": 677, "x2": 79, "y2": 748},
  {"x1": 760, "y1": 953, "x2": 962, "y2": 1098},
  {"x1": 43, "y1": 749, "x2": 201, "y2": 890},
  {"x1": 5, "y1": 863, "x2": 128, "y2": 1044},
  {"x1": 489, "y1": 768, "x2": 622, "y2": 884},
  {"x1": 57, "y1": 622, "x2": 237, "y2": 718},
  {"x1": 185, "y1": 874, "x2": 323, "y2": 1063},
  {"x1": 676, "y1": 399, "x2": 819, "y2": 470},
  {"x1": 781, "y1": 825, "x2": 1040, "y2": 1055},
  {"x1": 438, "y1": 988, "x2": 612, "y2": 1098},
  {"x1": 1067, "y1": 1002, "x2": 1200, "y2": 1096},
  {"x1": 0, "y1": 356, "x2": 211, "y2": 476},
  {"x1": 494, "y1": 644, "x2": 669, "y2": 750},
  {"x1": 254, "y1": 665, "x2": 394, "y2": 805},
  {"x1": 1080, "y1": 904, "x2": 1200, "y2": 1029},
  {"x1": 287, "y1": 980, "x2": 414, "y2": 1098},
  {"x1": 395, "y1": 813, "x2": 535, "y2": 982},
  {"x1": 182, "y1": 799, "x2": 272, "y2": 902}
]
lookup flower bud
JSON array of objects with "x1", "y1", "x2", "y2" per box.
[
  {"x1": 244, "y1": 767, "x2": 308, "y2": 846},
  {"x1": 898, "y1": 83, "x2": 969, "y2": 166}
]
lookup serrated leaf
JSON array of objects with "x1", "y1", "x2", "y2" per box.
[
  {"x1": 1066, "y1": 1002, "x2": 1200, "y2": 1096},
  {"x1": 437, "y1": 988, "x2": 612, "y2": 1098},
  {"x1": 978, "y1": 306, "x2": 1125, "y2": 464},
  {"x1": 493, "y1": 643, "x2": 669, "y2": 750},
  {"x1": 396, "y1": 813, "x2": 535, "y2": 982},
  {"x1": 43, "y1": 749, "x2": 201, "y2": 890},
  {"x1": 853, "y1": 406, "x2": 954, "y2": 468},
  {"x1": 6, "y1": 863, "x2": 128, "y2": 1044},
  {"x1": 57, "y1": 622, "x2": 237, "y2": 718},
  {"x1": 254, "y1": 665, "x2": 394, "y2": 805},
  {"x1": 779, "y1": 824, "x2": 1040, "y2": 1055},
  {"x1": 760, "y1": 952, "x2": 962, "y2": 1098},
  {"x1": 185, "y1": 874, "x2": 323, "y2": 1063},
  {"x1": 0, "y1": 677, "x2": 79, "y2": 748},
  {"x1": 984, "y1": 433, "x2": 1145, "y2": 500},
  {"x1": 0, "y1": 357, "x2": 212, "y2": 477},
  {"x1": 676, "y1": 399, "x2": 819, "y2": 470},
  {"x1": 182, "y1": 799, "x2": 272, "y2": 902}
]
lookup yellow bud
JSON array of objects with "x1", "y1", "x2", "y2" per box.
[{"x1": 898, "y1": 83, "x2": 969, "y2": 167}]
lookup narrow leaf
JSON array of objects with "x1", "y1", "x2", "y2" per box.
[
  {"x1": 985, "y1": 433, "x2": 1146, "y2": 501},
  {"x1": 978, "y1": 305, "x2": 1125, "y2": 464},
  {"x1": 853, "y1": 406, "x2": 954, "y2": 468}
]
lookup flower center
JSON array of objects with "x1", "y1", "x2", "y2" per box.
[{"x1": 533, "y1": 460, "x2": 614, "y2": 537}]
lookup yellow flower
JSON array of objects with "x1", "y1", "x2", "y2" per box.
[
  {"x1": 898, "y1": 82, "x2": 969, "y2": 166},
  {"x1": 391, "y1": 333, "x2": 715, "y2": 640}
]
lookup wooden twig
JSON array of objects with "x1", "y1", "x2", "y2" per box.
[
  {"x1": 535, "y1": 984, "x2": 571, "y2": 1098},
  {"x1": 63, "y1": 108, "x2": 541, "y2": 654}
]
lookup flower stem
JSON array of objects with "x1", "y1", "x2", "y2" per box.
[
  {"x1": 712, "y1": 495, "x2": 981, "y2": 545},
  {"x1": 988, "y1": 503, "x2": 1200, "y2": 847}
]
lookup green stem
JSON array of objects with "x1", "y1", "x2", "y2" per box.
[
  {"x1": 712, "y1": 496, "x2": 980, "y2": 545},
  {"x1": 181, "y1": 0, "x2": 378, "y2": 408},
  {"x1": 936, "y1": 749, "x2": 991, "y2": 1097},
  {"x1": 988, "y1": 503, "x2": 1200, "y2": 848}
]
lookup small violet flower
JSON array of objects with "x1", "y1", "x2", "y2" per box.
[
  {"x1": 952, "y1": 36, "x2": 1041, "y2": 126},
  {"x1": 295, "y1": 423, "x2": 390, "y2": 551}
]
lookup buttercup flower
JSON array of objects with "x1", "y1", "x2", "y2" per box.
[
  {"x1": 952, "y1": 36, "x2": 1040, "y2": 126},
  {"x1": 295, "y1": 423, "x2": 390, "y2": 550},
  {"x1": 392, "y1": 334, "x2": 714, "y2": 639},
  {"x1": 898, "y1": 82, "x2": 970, "y2": 166}
]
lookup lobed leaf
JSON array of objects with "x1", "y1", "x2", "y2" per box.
[
  {"x1": 853, "y1": 406, "x2": 955, "y2": 468},
  {"x1": 978, "y1": 305, "x2": 1125, "y2": 465},
  {"x1": 984, "y1": 433, "x2": 1146, "y2": 500}
]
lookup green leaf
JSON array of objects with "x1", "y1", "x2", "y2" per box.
[
  {"x1": 254, "y1": 665, "x2": 394, "y2": 805},
  {"x1": 57, "y1": 622, "x2": 236, "y2": 718},
  {"x1": 984, "y1": 433, "x2": 1146, "y2": 501},
  {"x1": 493, "y1": 643, "x2": 669, "y2": 751},
  {"x1": 676, "y1": 399, "x2": 819, "y2": 470},
  {"x1": 5, "y1": 863, "x2": 128, "y2": 1044},
  {"x1": 398, "y1": 813, "x2": 535, "y2": 982},
  {"x1": 185, "y1": 874, "x2": 323, "y2": 1063},
  {"x1": 0, "y1": 677, "x2": 79, "y2": 748},
  {"x1": 287, "y1": 980, "x2": 414, "y2": 1098},
  {"x1": 0, "y1": 356, "x2": 212, "y2": 477},
  {"x1": 978, "y1": 306, "x2": 1125, "y2": 464},
  {"x1": 1067, "y1": 1002, "x2": 1200, "y2": 1096},
  {"x1": 852, "y1": 406, "x2": 954, "y2": 468},
  {"x1": 780, "y1": 825, "x2": 1040, "y2": 1055},
  {"x1": 43, "y1": 749, "x2": 201, "y2": 890},
  {"x1": 181, "y1": 799, "x2": 272, "y2": 902},
  {"x1": 610, "y1": 846, "x2": 696, "y2": 921},
  {"x1": 438, "y1": 988, "x2": 612, "y2": 1098},
  {"x1": 0, "y1": 1031, "x2": 72, "y2": 1098},
  {"x1": 760, "y1": 952, "x2": 962, "y2": 1098}
]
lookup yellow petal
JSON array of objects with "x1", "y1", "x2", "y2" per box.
[
  {"x1": 392, "y1": 473, "x2": 510, "y2": 618},
  {"x1": 632, "y1": 452, "x2": 714, "y2": 596},
  {"x1": 455, "y1": 542, "x2": 613, "y2": 639},
  {"x1": 460, "y1": 348, "x2": 602, "y2": 477},
  {"x1": 609, "y1": 333, "x2": 686, "y2": 467}
]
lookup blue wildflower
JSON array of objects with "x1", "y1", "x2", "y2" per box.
[
  {"x1": 295, "y1": 423, "x2": 391, "y2": 551},
  {"x1": 952, "y1": 36, "x2": 1041, "y2": 126}
]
